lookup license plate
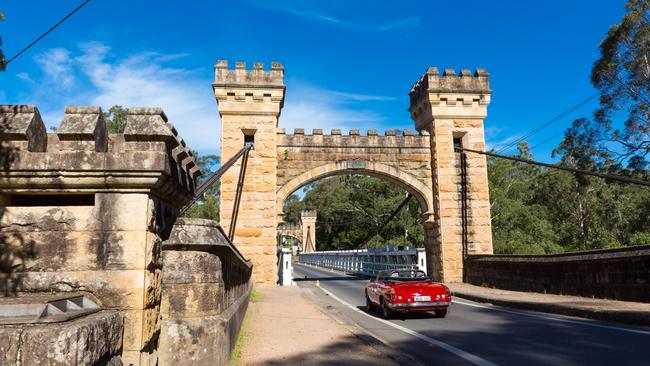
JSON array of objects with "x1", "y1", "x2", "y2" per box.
[{"x1": 413, "y1": 295, "x2": 431, "y2": 302}]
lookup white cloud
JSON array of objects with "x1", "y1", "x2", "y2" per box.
[
  {"x1": 251, "y1": 2, "x2": 419, "y2": 32},
  {"x1": 36, "y1": 48, "x2": 75, "y2": 88},
  {"x1": 29, "y1": 43, "x2": 220, "y2": 153},
  {"x1": 486, "y1": 133, "x2": 525, "y2": 152},
  {"x1": 280, "y1": 81, "x2": 389, "y2": 134},
  {"x1": 16, "y1": 72, "x2": 35, "y2": 84}
]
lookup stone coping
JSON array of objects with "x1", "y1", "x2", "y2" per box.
[
  {"x1": 468, "y1": 244, "x2": 650, "y2": 263},
  {"x1": 164, "y1": 217, "x2": 252, "y2": 270}
]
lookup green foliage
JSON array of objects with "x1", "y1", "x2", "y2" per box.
[
  {"x1": 283, "y1": 175, "x2": 423, "y2": 251},
  {"x1": 183, "y1": 150, "x2": 221, "y2": 221},
  {"x1": 103, "y1": 105, "x2": 127, "y2": 133},
  {"x1": 586, "y1": 0, "x2": 650, "y2": 169},
  {"x1": 489, "y1": 142, "x2": 650, "y2": 254}
]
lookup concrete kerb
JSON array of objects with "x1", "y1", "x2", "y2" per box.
[{"x1": 449, "y1": 285, "x2": 650, "y2": 327}]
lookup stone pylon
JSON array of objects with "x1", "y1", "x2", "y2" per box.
[
  {"x1": 214, "y1": 61, "x2": 285, "y2": 284},
  {"x1": 301, "y1": 210, "x2": 317, "y2": 252},
  {"x1": 409, "y1": 68, "x2": 493, "y2": 282}
]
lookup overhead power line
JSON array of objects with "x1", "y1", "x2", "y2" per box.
[
  {"x1": 4, "y1": 0, "x2": 91, "y2": 67},
  {"x1": 496, "y1": 92, "x2": 599, "y2": 155},
  {"x1": 457, "y1": 147, "x2": 650, "y2": 188}
]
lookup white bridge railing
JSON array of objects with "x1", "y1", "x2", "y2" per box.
[{"x1": 299, "y1": 246, "x2": 427, "y2": 277}]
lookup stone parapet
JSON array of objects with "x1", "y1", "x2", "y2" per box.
[
  {"x1": 409, "y1": 68, "x2": 491, "y2": 130},
  {"x1": 0, "y1": 310, "x2": 123, "y2": 366},
  {"x1": 160, "y1": 218, "x2": 252, "y2": 366},
  {"x1": 0, "y1": 105, "x2": 201, "y2": 366},
  {"x1": 465, "y1": 245, "x2": 650, "y2": 303},
  {"x1": 278, "y1": 130, "x2": 430, "y2": 148},
  {"x1": 0, "y1": 105, "x2": 199, "y2": 204},
  {"x1": 213, "y1": 60, "x2": 285, "y2": 115}
]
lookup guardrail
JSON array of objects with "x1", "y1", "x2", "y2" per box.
[{"x1": 299, "y1": 246, "x2": 427, "y2": 277}]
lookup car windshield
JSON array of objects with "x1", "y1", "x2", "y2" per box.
[{"x1": 377, "y1": 270, "x2": 430, "y2": 282}]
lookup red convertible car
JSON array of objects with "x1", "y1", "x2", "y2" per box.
[{"x1": 365, "y1": 269, "x2": 451, "y2": 319}]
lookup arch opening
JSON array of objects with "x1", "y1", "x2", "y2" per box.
[{"x1": 279, "y1": 170, "x2": 431, "y2": 254}]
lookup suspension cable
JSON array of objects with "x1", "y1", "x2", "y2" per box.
[
  {"x1": 179, "y1": 143, "x2": 253, "y2": 215},
  {"x1": 457, "y1": 147, "x2": 650, "y2": 187}
]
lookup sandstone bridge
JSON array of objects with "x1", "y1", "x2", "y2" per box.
[
  {"x1": 2, "y1": 61, "x2": 649, "y2": 366},
  {"x1": 216, "y1": 61, "x2": 493, "y2": 284}
]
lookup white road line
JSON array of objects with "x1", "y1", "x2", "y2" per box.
[
  {"x1": 452, "y1": 299, "x2": 650, "y2": 336},
  {"x1": 316, "y1": 285, "x2": 498, "y2": 366}
]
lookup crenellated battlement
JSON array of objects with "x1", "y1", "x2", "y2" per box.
[
  {"x1": 409, "y1": 67, "x2": 492, "y2": 130},
  {"x1": 277, "y1": 127, "x2": 429, "y2": 149},
  {"x1": 0, "y1": 105, "x2": 200, "y2": 206},
  {"x1": 214, "y1": 60, "x2": 284, "y2": 86},
  {"x1": 213, "y1": 60, "x2": 286, "y2": 113},
  {"x1": 409, "y1": 67, "x2": 490, "y2": 102}
]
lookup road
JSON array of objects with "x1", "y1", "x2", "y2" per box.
[{"x1": 293, "y1": 262, "x2": 650, "y2": 366}]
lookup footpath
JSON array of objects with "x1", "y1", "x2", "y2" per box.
[
  {"x1": 236, "y1": 286, "x2": 399, "y2": 366},
  {"x1": 449, "y1": 283, "x2": 650, "y2": 326}
]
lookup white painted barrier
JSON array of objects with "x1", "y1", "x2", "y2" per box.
[
  {"x1": 299, "y1": 246, "x2": 427, "y2": 277},
  {"x1": 278, "y1": 248, "x2": 294, "y2": 286}
]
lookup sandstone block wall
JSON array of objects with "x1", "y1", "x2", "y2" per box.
[
  {"x1": 214, "y1": 61, "x2": 285, "y2": 284},
  {"x1": 0, "y1": 105, "x2": 199, "y2": 366},
  {"x1": 465, "y1": 245, "x2": 650, "y2": 302},
  {"x1": 409, "y1": 68, "x2": 493, "y2": 282},
  {"x1": 159, "y1": 218, "x2": 252, "y2": 366},
  {"x1": 0, "y1": 310, "x2": 123, "y2": 366}
]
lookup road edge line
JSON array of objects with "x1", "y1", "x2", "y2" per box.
[{"x1": 315, "y1": 282, "x2": 498, "y2": 366}]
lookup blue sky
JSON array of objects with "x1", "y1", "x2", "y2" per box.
[{"x1": 0, "y1": 1, "x2": 626, "y2": 159}]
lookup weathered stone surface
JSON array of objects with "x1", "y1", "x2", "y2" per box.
[
  {"x1": 0, "y1": 104, "x2": 47, "y2": 152},
  {"x1": 0, "y1": 105, "x2": 202, "y2": 366},
  {"x1": 160, "y1": 218, "x2": 252, "y2": 366},
  {"x1": 0, "y1": 311, "x2": 123, "y2": 366},
  {"x1": 466, "y1": 245, "x2": 650, "y2": 302},
  {"x1": 58, "y1": 106, "x2": 108, "y2": 152}
]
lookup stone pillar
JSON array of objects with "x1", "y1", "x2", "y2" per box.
[
  {"x1": 214, "y1": 61, "x2": 285, "y2": 284},
  {"x1": 0, "y1": 105, "x2": 199, "y2": 366},
  {"x1": 300, "y1": 210, "x2": 317, "y2": 252},
  {"x1": 409, "y1": 68, "x2": 493, "y2": 282}
]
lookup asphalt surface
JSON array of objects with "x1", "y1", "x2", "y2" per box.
[{"x1": 293, "y1": 262, "x2": 650, "y2": 366}]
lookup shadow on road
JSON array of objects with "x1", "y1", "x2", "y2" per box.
[
  {"x1": 355, "y1": 305, "x2": 438, "y2": 320},
  {"x1": 293, "y1": 275, "x2": 366, "y2": 282}
]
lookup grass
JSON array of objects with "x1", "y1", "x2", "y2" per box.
[
  {"x1": 230, "y1": 288, "x2": 262, "y2": 365},
  {"x1": 250, "y1": 288, "x2": 263, "y2": 303}
]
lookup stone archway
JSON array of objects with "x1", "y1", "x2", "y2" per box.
[
  {"x1": 276, "y1": 161, "x2": 434, "y2": 222},
  {"x1": 215, "y1": 61, "x2": 494, "y2": 284}
]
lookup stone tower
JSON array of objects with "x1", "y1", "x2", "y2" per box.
[
  {"x1": 214, "y1": 61, "x2": 285, "y2": 284},
  {"x1": 300, "y1": 210, "x2": 317, "y2": 252},
  {"x1": 409, "y1": 68, "x2": 493, "y2": 282}
]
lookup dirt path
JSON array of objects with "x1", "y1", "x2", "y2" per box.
[{"x1": 237, "y1": 286, "x2": 398, "y2": 366}]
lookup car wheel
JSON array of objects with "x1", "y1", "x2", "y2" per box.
[
  {"x1": 381, "y1": 299, "x2": 393, "y2": 319},
  {"x1": 365, "y1": 291, "x2": 373, "y2": 311},
  {"x1": 434, "y1": 309, "x2": 448, "y2": 318}
]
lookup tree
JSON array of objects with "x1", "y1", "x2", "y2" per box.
[
  {"x1": 183, "y1": 151, "x2": 221, "y2": 221},
  {"x1": 283, "y1": 175, "x2": 424, "y2": 251},
  {"x1": 590, "y1": 0, "x2": 650, "y2": 169},
  {"x1": 0, "y1": 11, "x2": 6, "y2": 70},
  {"x1": 103, "y1": 106, "x2": 127, "y2": 133}
]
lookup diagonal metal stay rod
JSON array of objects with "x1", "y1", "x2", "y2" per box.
[
  {"x1": 457, "y1": 147, "x2": 650, "y2": 188},
  {"x1": 179, "y1": 143, "x2": 253, "y2": 215},
  {"x1": 355, "y1": 193, "x2": 414, "y2": 249},
  {"x1": 228, "y1": 144, "x2": 252, "y2": 242}
]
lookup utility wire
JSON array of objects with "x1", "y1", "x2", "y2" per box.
[
  {"x1": 354, "y1": 194, "x2": 414, "y2": 248},
  {"x1": 496, "y1": 92, "x2": 599, "y2": 154},
  {"x1": 457, "y1": 146, "x2": 650, "y2": 187},
  {"x1": 4, "y1": 0, "x2": 92, "y2": 67}
]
